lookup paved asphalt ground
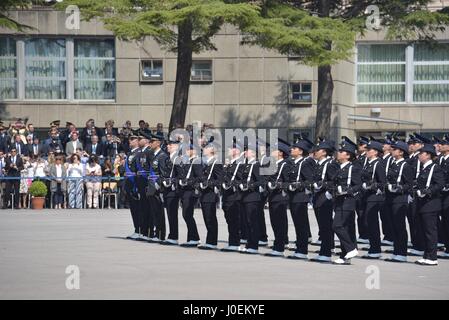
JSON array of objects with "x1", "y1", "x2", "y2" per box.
[{"x1": 0, "y1": 208, "x2": 448, "y2": 300}]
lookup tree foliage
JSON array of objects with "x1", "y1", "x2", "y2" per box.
[
  {"x1": 59, "y1": 0, "x2": 261, "y2": 53},
  {"x1": 0, "y1": 0, "x2": 37, "y2": 31}
]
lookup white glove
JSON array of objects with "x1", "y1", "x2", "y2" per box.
[
  {"x1": 387, "y1": 184, "x2": 397, "y2": 193},
  {"x1": 313, "y1": 182, "x2": 322, "y2": 191},
  {"x1": 417, "y1": 190, "x2": 426, "y2": 198},
  {"x1": 259, "y1": 186, "x2": 265, "y2": 193},
  {"x1": 171, "y1": 184, "x2": 176, "y2": 191},
  {"x1": 305, "y1": 188, "x2": 312, "y2": 195},
  {"x1": 337, "y1": 186, "x2": 347, "y2": 195},
  {"x1": 407, "y1": 195, "x2": 414, "y2": 204},
  {"x1": 155, "y1": 182, "x2": 160, "y2": 190},
  {"x1": 325, "y1": 191, "x2": 333, "y2": 200},
  {"x1": 362, "y1": 182, "x2": 370, "y2": 190},
  {"x1": 214, "y1": 186, "x2": 219, "y2": 194}
]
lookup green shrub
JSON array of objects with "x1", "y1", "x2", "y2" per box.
[{"x1": 29, "y1": 181, "x2": 48, "y2": 197}]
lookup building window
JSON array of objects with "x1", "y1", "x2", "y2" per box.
[
  {"x1": 289, "y1": 82, "x2": 312, "y2": 104},
  {"x1": 0, "y1": 38, "x2": 17, "y2": 100},
  {"x1": 413, "y1": 43, "x2": 449, "y2": 102},
  {"x1": 357, "y1": 44, "x2": 406, "y2": 103},
  {"x1": 357, "y1": 42, "x2": 449, "y2": 104},
  {"x1": 74, "y1": 39, "x2": 115, "y2": 100},
  {"x1": 24, "y1": 38, "x2": 67, "y2": 99},
  {"x1": 0, "y1": 37, "x2": 115, "y2": 102},
  {"x1": 191, "y1": 60, "x2": 212, "y2": 82},
  {"x1": 140, "y1": 59, "x2": 163, "y2": 82}
]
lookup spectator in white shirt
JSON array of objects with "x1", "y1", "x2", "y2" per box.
[{"x1": 67, "y1": 154, "x2": 84, "y2": 209}]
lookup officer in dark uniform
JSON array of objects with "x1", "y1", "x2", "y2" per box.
[
  {"x1": 239, "y1": 141, "x2": 263, "y2": 254},
  {"x1": 406, "y1": 134, "x2": 426, "y2": 256},
  {"x1": 331, "y1": 140, "x2": 362, "y2": 265},
  {"x1": 135, "y1": 133, "x2": 154, "y2": 241},
  {"x1": 257, "y1": 139, "x2": 270, "y2": 247},
  {"x1": 179, "y1": 144, "x2": 203, "y2": 247},
  {"x1": 433, "y1": 135, "x2": 446, "y2": 250},
  {"x1": 384, "y1": 141, "x2": 414, "y2": 263},
  {"x1": 360, "y1": 140, "x2": 386, "y2": 259},
  {"x1": 265, "y1": 140, "x2": 291, "y2": 257},
  {"x1": 160, "y1": 138, "x2": 183, "y2": 246},
  {"x1": 414, "y1": 144, "x2": 445, "y2": 265},
  {"x1": 148, "y1": 133, "x2": 168, "y2": 242},
  {"x1": 124, "y1": 135, "x2": 141, "y2": 240},
  {"x1": 286, "y1": 140, "x2": 314, "y2": 260},
  {"x1": 198, "y1": 142, "x2": 223, "y2": 250},
  {"x1": 291, "y1": 135, "x2": 316, "y2": 246},
  {"x1": 378, "y1": 135, "x2": 395, "y2": 246},
  {"x1": 221, "y1": 141, "x2": 244, "y2": 252},
  {"x1": 310, "y1": 140, "x2": 338, "y2": 263},
  {"x1": 438, "y1": 135, "x2": 449, "y2": 259},
  {"x1": 354, "y1": 136, "x2": 370, "y2": 244}
]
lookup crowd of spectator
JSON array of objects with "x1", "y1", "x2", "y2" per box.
[{"x1": 0, "y1": 118, "x2": 177, "y2": 209}]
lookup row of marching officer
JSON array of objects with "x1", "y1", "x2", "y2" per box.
[{"x1": 122, "y1": 131, "x2": 449, "y2": 266}]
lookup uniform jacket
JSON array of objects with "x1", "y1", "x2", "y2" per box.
[
  {"x1": 332, "y1": 162, "x2": 362, "y2": 211},
  {"x1": 361, "y1": 158, "x2": 386, "y2": 202},
  {"x1": 287, "y1": 157, "x2": 314, "y2": 203},
  {"x1": 415, "y1": 161, "x2": 444, "y2": 213}
]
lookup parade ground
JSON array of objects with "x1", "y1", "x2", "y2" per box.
[{"x1": 0, "y1": 209, "x2": 448, "y2": 300}]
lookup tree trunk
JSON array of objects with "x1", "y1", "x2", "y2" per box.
[
  {"x1": 314, "y1": 0, "x2": 334, "y2": 141},
  {"x1": 314, "y1": 64, "x2": 334, "y2": 140},
  {"x1": 168, "y1": 20, "x2": 193, "y2": 132}
]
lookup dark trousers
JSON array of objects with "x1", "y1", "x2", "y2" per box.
[
  {"x1": 127, "y1": 194, "x2": 140, "y2": 233},
  {"x1": 442, "y1": 203, "x2": 449, "y2": 253},
  {"x1": 53, "y1": 183, "x2": 64, "y2": 206},
  {"x1": 408, "y1": 200, "x2": 425, "y2": 251},
  {"x1": 139, "y1": 195, "x2": 153, "y2": 237},
  {"x1": 416, "y1": 209, "x2": 439, "y2": 261},
  {"x1": 389, "y1": 201, "x2": 408, "y2": 256},
  {"x1": 314, "y1": 201, "x2": 334, "y2": 257},
  {"x1": 165, "y1": 196, "x2": 179, "y2": 240},
  {"x1": 269, "y1": 201, "x2": 288, "y2": 252},
  {"x1": 244, "y1": 201, "x2": 261, "y2": 250},
  {"x1": 258, "y1": 197, "x2": 268, "y2": 242},
  {"x1": 45, "y1": 179, "x2": 51, "y2": 208},
  {"x1": 150, "y1": 194, "x2": 165, "y2": 240},
  {"x1": 356, "y1": 196, "x2": 368, "y2": 239},
  {"x1": 380, "y1": 202, "x2": 394, "y2": 241},
  {"x1": 201, "y1": 201, "x2": 218, "y2": 245},
  {"x1": 239, "y1": 206, "x2": 248, "y2": 241},
  {"x1": 223, "y1": 201, "x2": 241, "y2": 246},
  {"x1": 290, "y1": 202, "x2": 310, "y2": 254},
  {"x1": 5, "y1": 179, "x2": 19, "y2": 208},
  {"x1": 333, "y1": 206, "x2": 357, "y2": 258},
  {"x1": 366, "y1": 201, "x2": 382, "y2": 254},
  {"x1": 181, "y1": 192, "x2": 200, "y2": 242}
]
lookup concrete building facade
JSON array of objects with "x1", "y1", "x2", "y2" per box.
[{"x1": 1, "y1": 6, "x2": 448, "y2": 141}]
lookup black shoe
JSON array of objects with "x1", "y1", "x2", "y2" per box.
[
  {"x1": 198, "y1": 244, "x2": 217, "y2": 250},
  {"x1": 160, "y1": 240, "x2": 178, "y2": 246},
  {"x1": 180, "y1": 242, "x2": 200, "y2": 248},
  {"x1": 264, "y1": 251, "x2": 284, "y2": 257}
]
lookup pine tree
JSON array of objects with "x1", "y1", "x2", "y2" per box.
[
  {"x1": 246, "y1": 0, "x2": 449, "y2": 140},
  {"x1": 59, "y1": 0, "x2": 262, "y2": 131}
]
